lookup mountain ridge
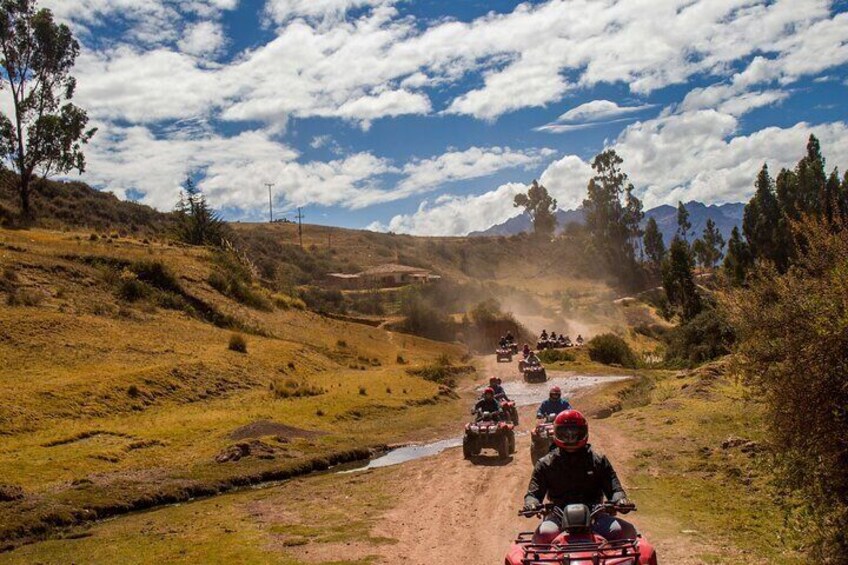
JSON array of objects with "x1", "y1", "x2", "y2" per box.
[{"x1": 470, "y1": 200, "x2": 746, "y2": 244}]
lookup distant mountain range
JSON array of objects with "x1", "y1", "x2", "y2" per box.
[{"x1": 470, "y1": 201, "x2": 746, "y2": 245}]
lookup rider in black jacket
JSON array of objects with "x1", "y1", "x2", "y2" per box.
[
  {"x1": 523, "y1": 410, "x2": 637, "y2": 543},
  {"x1": 473, "y1": 387, "x2": 503, "y2": 418}
]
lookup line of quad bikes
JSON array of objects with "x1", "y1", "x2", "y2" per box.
[{"x1": 463, "y1": 337, "x2": 659, "y2": 564}]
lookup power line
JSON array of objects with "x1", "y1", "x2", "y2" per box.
[{"x1": 265, "y1": 183, "x2": 275, "y2": 223}]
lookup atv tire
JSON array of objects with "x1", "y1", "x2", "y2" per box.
[
  {"x1": 497, "y1": 435, "x2": 510, "y2": 459},
  {"x1": 462, "y1": 436, "x2": 473, "y2": 460}
]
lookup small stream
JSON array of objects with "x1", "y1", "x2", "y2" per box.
[{"x1": 340, "y1": 374, "x2": 630, "y2": 473}]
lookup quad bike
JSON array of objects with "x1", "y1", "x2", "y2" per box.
[
  {"x1": 576, "y1": 336, "x2": 585, "y2": 347},
  {"x1": 530, "y1": 413, "x2": 556, "y2": 464},
  {"x1": 496, "y1": 347, "x2": 513, "y2": 363},
  {"x1": 507, "y1": 341, "x2": 519, "y2": 355},
  {"x1": 462, "y1": 410, "x2": 516, "y2": 460},
  {"x1": 523, "y1": 364, "x2": 547, "y2": 383},
  {"x1": 536, "y1": 338, "x2": 551, "y2": 351},
  {"x1": 496, "y1": 393, "x2": 519, "y2": 427},
  {"x1": 505, "y1": 502, "x2": 658, "y2": 565}
]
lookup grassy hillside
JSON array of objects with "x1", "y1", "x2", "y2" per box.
[{"x1": 0, "y1": 226, "x2": 471, "y2": 548}]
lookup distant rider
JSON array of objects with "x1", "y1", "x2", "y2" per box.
[
  {"x1": 473, "y1": 387, "x2": 504, "y2": 419},
  {"x1": 505, "y1": 331, "x2": 514, "y2": 343},
  {"x1": 550, "y1": 331, "x2": 558, "y2": 342},
  {"x1": 522, "y1": 344, "x2": 531, "y2": 358},
  {"x1": 576, "y1": 334, "x2": 584, "y2": 346},
  {"x1": 536, "y1": 386, "x2": 572, "y2": 419},
  {"x1": 499, "y1": 336, "x2": 508, "y2": 348},
  {"x1": 489, "y1": 376, "x2": 509, "y2": 400},
  {"x1": 523, "y1": 410, "x2": 637, "y2": 543},
  {"x1": 540, "y1": 329, "x2": 549, "y2": 341},
  {"x1": 525, "y1": 350, "x2": 541, "y2": 366}
]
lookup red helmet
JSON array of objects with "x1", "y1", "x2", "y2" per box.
[
  {"x1": 553, "y1": 410, "x2": 588, "y2": 451},
  {"x1": 549, "y1": 386, "x2": 562, "y2": 399},
  {"x1": 489, "y1": 376, "x2": 498, "y2": 385},
  {"x1": 483, "y1": 387, "x2": 495, "y2": 397}
]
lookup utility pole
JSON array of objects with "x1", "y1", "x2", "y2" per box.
[
  {"x1": 296, "y1": 207, "x2": 305, "y2": 248},
  {"x1": 265, "y1": 183, "x2": 274, "y2": 223}
]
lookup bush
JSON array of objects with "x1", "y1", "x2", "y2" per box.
[
  {"x1": 228, "y1": 333, "x2": 247, "y2": 353},
  {"x1": 664, "y1": 307, "x2": 734, "y2": 365},
  {"x1": 6, "y1": 288, "x2": 44, "y2": 307},
  {"x1": 725, "y1": 220, "x2": 848, "y2": 560},
  {"x1": 587, "y1": 333, "x2": 638, "y2": 368},
  {"x1": 301, "y1": 286, "x2": 346, "y2": 314},
  {"x1": 271, "y1": 378, "x2": 324, "y2": 399},
  {"x1": 538, "y1": 349, "x2": 575, "y2": 364},
  {"x1": 117, "y1": 271, "x2": 148, "y2": 302}
]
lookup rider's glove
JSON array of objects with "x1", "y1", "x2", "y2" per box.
[
  {"x1": 523, "y1": 498, "x2": 540, "y2": 512},
  {"x1": 612, "y1": 493, "x2": 633, "y2": 513}
]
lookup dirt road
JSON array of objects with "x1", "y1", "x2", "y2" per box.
[{"x1": 330, "y1": 356, "x2": 720, "y2": 564}]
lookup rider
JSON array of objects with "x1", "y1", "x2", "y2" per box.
[
  {"x1": 505, "y1": 331, "x2": 514, "y2": 343},
  {"x1": 498, "y1": 335, "x2": 508, "y2": 348},
  {"x1": 522, "y1": 344, "x2": 531, "y2": 358},
  {"x1": 576, "y1": 334, "x2": 584, "y2": 345},
  {"x1": 523, "y1": 410, "x2": 637, "y2": 543},
  {"x1": 540, "y1": 329, "x2": 549, "y2": 341},
  {"x1": 473, "y1": 387, "x2": 504, "y2": 418},
  {"x1": 536, "y1": 386, "x2": 572, "y2": 419},
  {"x1": 550, "y1": 331, "x2": 558, "y2": 342},
  {"x1": 525, "y1": 350, "x2": 541, "y2": 366},
  {"x1": 489, "y1": 376, "x2": 509, "y2": 400}
]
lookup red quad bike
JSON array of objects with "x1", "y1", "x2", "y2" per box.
[
  {"x1": 496, "y1": 393, "x2": 519, "y2": 427},
  {"x1": 496, "y1": 347, "x2": 514, "y2": 363},
  {"x1": 462, "y1": 410, "x2": 516, "y2": 460},
  {"x1": 523, "y1": 364, "x2": 548, "y2": 383},
  {"x1": 505, "y1": 502, "x2": 658, "y2": 565},
  {"x1": 530, "y1": 413, "x2": 556, "y2": 464}
]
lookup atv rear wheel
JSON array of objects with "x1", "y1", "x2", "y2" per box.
[
  {"x1": 497, "y1": 435, "x2": 510, "y2": 459},
  {"x1": 462, "y1": 436, "x2": 473, "y2": 460}
]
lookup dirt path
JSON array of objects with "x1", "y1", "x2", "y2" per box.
[{"x1": 356, "y1": 356, "x2": 720, "y2": 564}]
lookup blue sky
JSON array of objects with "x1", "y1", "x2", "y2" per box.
[{"x1": 29, "y1": 0, "x2": 848, "y2": 234}]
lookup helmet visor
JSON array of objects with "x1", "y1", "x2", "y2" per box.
[{"x1": 555, "y1": 424, "x2": 587, "y2": 446}]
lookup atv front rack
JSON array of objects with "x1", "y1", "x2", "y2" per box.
[{"x1": 514, "y1": 532, "x2": 640, "y2": 564}]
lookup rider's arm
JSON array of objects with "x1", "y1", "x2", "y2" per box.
[
  {"x1": 598, "y1": 453, "x2": 626, "y2": 502},
  {"x1": 524, "y1": 460, "x2": 548, "y2": 508},
  {"x1": 536, "y1": 400, "x2": 548, "y2": 418}
]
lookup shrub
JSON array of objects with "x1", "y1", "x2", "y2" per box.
[
  {"x1": 336, "y1": 340, "x2": 347, "y2": 348},
  {"x1": 271, "y1": 379, "x2": 325, "y2": 399},
  {"x1": 127, "y1": 384, "x2": 140, "y2": 398},
  {"x1": 396, "y1": 354, "x2": 407, "y2": 364},
  {"x1": 117, "y1": 271, "x2": 148, "y2": 302},
  {"x1": 228, "y1": 333, "x2": 247, "y2": 353},
  {"x1": 664, "y1": 306, "x2": 734, "y2": 365},
  {"x1": 538, "y1": 349, "x2": 575, "y2": 364},
  {"x1": 358, "y1": 386, "x2": 367, "y2": 396},
  {"x1": 724, "y1": 219, "x2": 848, "y2": 560},
  {"x1": 587, "y1": 333, "x2": 638, "y2": 368},
  {"x1": 6, "y1": 288, "x2": 44, "y2": 307}
]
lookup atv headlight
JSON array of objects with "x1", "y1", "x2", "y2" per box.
[{"x1": 470, "y1": 426, "x2": 479, "y2": 432}]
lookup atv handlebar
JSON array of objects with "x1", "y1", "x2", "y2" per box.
[{"x1": 518, "y1": 501, "x2": 637, "y2": 519}]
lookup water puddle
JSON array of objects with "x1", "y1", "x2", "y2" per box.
[
  {"x1": 488, "y1": 374, "x2": 632, "y2": 408},
  {"x1": 340, "y1": 374, "x2": 630, "y2": 474}
]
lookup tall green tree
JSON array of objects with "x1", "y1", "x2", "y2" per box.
[
  {"x1": 775, "y1": 167, "x2": 799, "y2": 220},
  {"x1": 676, "y1": 201, "x2": 691, "y2": 241},
  {"x1": 824, "y1": 168, "x2": 840, "y2": 228},
  {"x1": 693, "y1": 218, "x2": 725, "y2": 269},
  {"x1": 582, "y1": 149, "x2": 641, "y2": 284},
  {"x1": 723, "y1": 226, "x2": 751, "y2": 286},
  {"x1": 514, "y1": 180, "x2": 557, "y2": 239},
  {"x1": 624, "y1": 188, "x2": 644, "y2": 257},
  {"x1": 0, "y1": 0, "x2": 95, "y2": 219},
  {"x1": 662, "y1": 236, "x2": 701, "y2": 321},
  {"x1": 743, "y1": 164, "x2": 791, "y2": 272},
  {"x1": 174, "y1": 175, "x2": 229, "y2": 247},
  {"x1": 642, "y1": 216, "x2": 665, "y2": 269},
  {"x1": 795, "y1": 134, "x2": 827, "y2": 217},
  {"x1": 839, "y1": 171, "x2": 848, "y2": 227}
]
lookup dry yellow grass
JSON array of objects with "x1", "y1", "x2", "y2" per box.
[{"x1": 0, "y1": 227, "x2": 469, "y2": 546}]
